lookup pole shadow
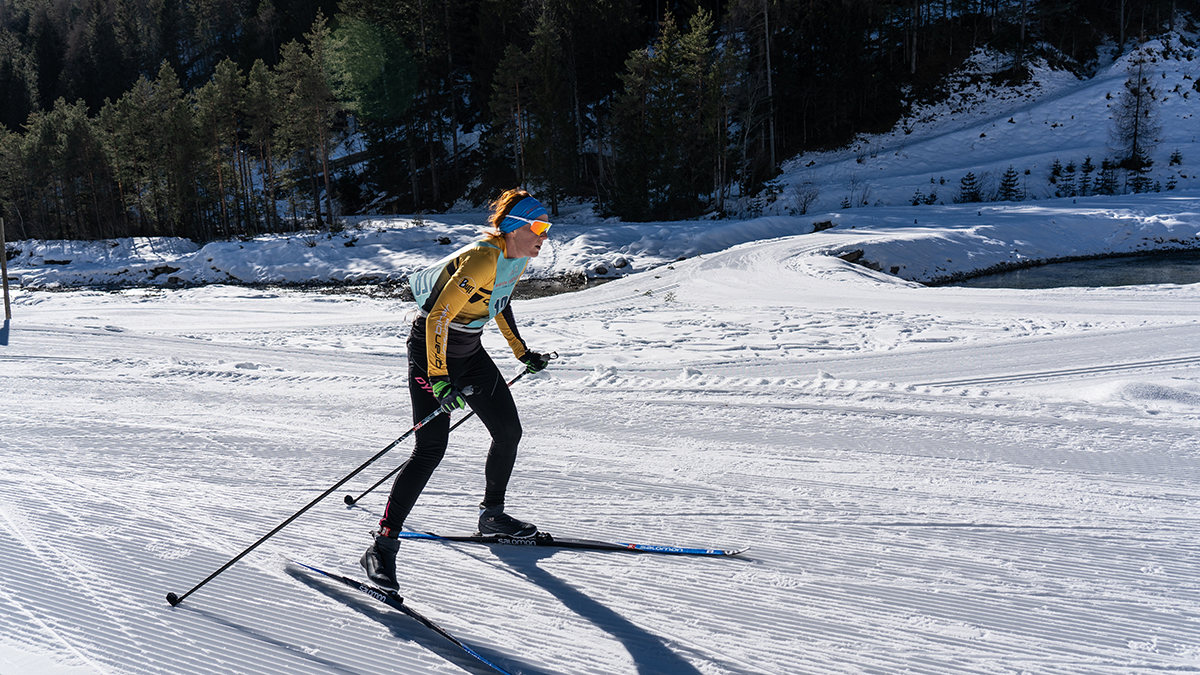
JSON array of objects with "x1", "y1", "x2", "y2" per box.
[
  {"x1": 1, "y1": 319, "x2": 9, "y2": 346},
  {"x1": 178, "y1": 602, "x2": 365, "y2": 675}
]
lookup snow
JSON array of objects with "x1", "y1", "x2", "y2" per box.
[{"x1": 3, "y1": 38, "x2": 1200, "y2": 675}]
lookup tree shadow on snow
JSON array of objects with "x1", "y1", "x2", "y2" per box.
[
  {"x1": 488, "y1": 546, "x2": 706, "y2": 675},
  {"x1": 283, "y1": 564, "x2": 552, "y2": 675}
]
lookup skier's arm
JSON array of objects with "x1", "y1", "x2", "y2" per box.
[{"x1": 495, "y1": 304, "x2": 529, "y2": 359}]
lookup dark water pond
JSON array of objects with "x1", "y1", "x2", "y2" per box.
[{"x1": 950, "y1": 250, "x2": 1200, "y2": 289}]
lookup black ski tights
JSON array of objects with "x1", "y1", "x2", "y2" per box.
[{"x1": 380, "y1": 344, "x2": 522, "y2": 531}]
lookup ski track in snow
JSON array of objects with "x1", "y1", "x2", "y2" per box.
[{"x1": 3, "y1": 234, "x2": 1200, "y2": 675}]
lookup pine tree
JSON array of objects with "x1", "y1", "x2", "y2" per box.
[
  {"x1": 0, "y1": 126, "x2": 24, "y2": 238},
  {"x1": 338, "y1": 0, "x2": 468, "y2": 211},
  {"x1": 1079, "y1": 156, "x2": 1095, "y2": 196},
  {"x1": 1128, "y1": 166, "x2": 1153, "y2": 193},
  {"x1": 302, "y1": 14, "x2": 337, "y2": 230},
  {"x1": 608, "y1": 40, "x2": 653, "y2": 219},
  {"x1": 157, "y1": 62, "x2": 199, "y2": 237},
  {"x1": 45, "y1": 98, "x2": 111, "y2": 239},
  {"x1": 97, "y1": 92, "x2": 139, "y2": 234},
  {"x1": 275, "y1": 15, "x2": 340, "y2": 229},
  {"x1": 1112, "y1": 50, "x2": 1162, "y2": 171},
  {"x1": 1097, "y1": 158, "x2": 1119, "y2": 195},
  {"x1": 245, "y1": 59, "x2": 280, "y2": 232},
  {"x1": 997, "y1": 165, "x2": 1021, "y2": 201},
  {"x1": 957, "y1": 172, "x2": 981, "y2": 203},
  {"x1": 1057, "y1": 161, "x2": 1077, "y2": 197},
  {"x1": 194, "y1": 59, "x2": 246, "y2": 237},
  {"x1": 609, "y1": 9, "x2": 721, "y2": 220},
  {"x1": 522, "y1": 9, "x2": 575, "y2": 215},
  {"x1": 19, "y1": 103, "x2": 97, "y2": 238},
  {"x1": 13, "y1": 107, "x2": 57, "y2": 236},
  {"x1": 489, "y1": 44, "x2": 530, "y2": 187}
]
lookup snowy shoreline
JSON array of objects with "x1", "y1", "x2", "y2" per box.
[
  {"x1": 921, "y1": 244, "x2": 1200, "y2": 285},
  {"x1": 6, "y1": 191, "x2": 1200, "y2": 291}
]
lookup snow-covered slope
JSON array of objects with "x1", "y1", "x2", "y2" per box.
[
  {"x1": 3, "y1": 228, "x2": 1199, "y2": 674},
  {"x1": 775, "y1": 37, "x2": 1200, "y2": 214}
]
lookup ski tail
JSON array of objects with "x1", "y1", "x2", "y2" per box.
[{"x1": 288, "y1": 559, "x2": 516, "y2": 675}]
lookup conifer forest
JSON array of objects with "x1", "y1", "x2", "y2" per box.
[{"x1": 0, "y1": 0, "x2": 1195, "y2": 241}]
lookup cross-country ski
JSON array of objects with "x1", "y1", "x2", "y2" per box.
[
  {"x1": 395, "y1": 530, "x2": 749, "y2": 557},
  {"x1": 288, "y1": 559, "x2": 517, "y2": 675}
]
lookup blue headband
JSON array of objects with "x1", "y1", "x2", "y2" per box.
[{"x1": 499, "y1": 196, "x2": 549, "y2": 233}]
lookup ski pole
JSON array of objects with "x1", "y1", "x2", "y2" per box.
[
  {"x1": 165, "y1": 388, "x2": 475, "y2": 608},
  {"x1": 342, "y1": 353, "x2": 556, "y2": 507},
  {"x1": 343, "y1": 370, "x2": 529, "y2": 506}
]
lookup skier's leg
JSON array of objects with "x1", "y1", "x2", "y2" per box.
[{"x1": 454, "y1": 350, "x2": 535, "y2": 536}]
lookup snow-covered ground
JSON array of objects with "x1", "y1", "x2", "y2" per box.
[
  {"x1": 3, "y1": 227, "x2": 1200, "y2": 675},
  {"x1": 3, "y1": 34, "x2": 1200, "y2": 675}
]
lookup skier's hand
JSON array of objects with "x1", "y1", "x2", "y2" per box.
[
  {"x1": 431, "y1": 377, "x2": 468, "y2": 413},
  {"x1": 519, "y1": 350, "x2": 552, "y2": 374}
]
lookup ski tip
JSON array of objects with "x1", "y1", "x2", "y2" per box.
[{"x1": 619, "y1": 542, "x2": 750, "y2": 556}]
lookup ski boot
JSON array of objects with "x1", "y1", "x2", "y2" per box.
[
  {"x1": 478, "y1": 504, "x2": 538, "y2": 538},
  {"x1": 360, "y1": 530, "x2": 401, "y2": 590}
]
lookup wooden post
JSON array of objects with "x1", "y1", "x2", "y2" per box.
[{"x1": 1, "y1": 217, "x2": 11, "y2": 320}]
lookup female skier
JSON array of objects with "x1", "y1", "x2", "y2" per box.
[{"x1": 361, "y1": 189, "x2": 554, "y2": 589}]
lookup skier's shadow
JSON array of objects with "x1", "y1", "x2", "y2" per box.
[{"x1": 488, "y1": 546, "x2": 705, "y2": 675}]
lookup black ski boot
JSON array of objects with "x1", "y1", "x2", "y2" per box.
[
  {"x1": 478, "y1": 504, "x2": 538, "y2": 538},
  {"x1": 360, "y1": 532, "x2": 401, "y2": 590}
]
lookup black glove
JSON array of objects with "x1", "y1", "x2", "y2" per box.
[
  {"x1": 431, "y1": 376, "x2": 467, "y2": 413},
  {"x1": 519, "y1": 351, "x2": 551, "y2": 374}
]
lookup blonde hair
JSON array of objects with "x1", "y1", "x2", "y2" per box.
[{"x1": 484, "y1": 188, "x2": 532, "y2": 237}]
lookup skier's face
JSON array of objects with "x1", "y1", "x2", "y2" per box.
[{"x1": 505, "y1": 224, "x2": 549, "y2": 259}]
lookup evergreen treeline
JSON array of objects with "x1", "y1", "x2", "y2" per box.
[{"x1": 0, "y1": 0, "x2": 1195, "y2": 241}]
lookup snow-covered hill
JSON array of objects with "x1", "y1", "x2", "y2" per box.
[{"x1": 774, "y1": 37, "x2": 1200, "y2": 215}]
